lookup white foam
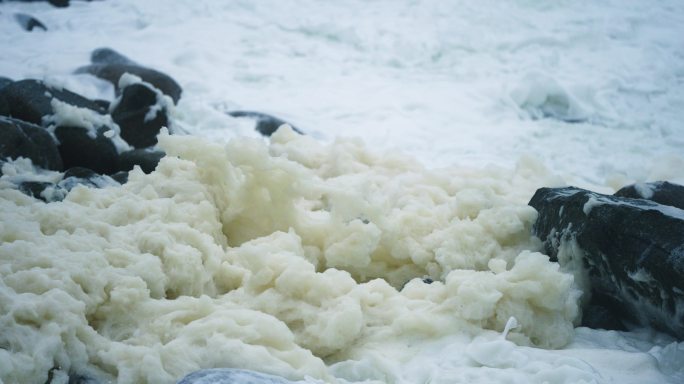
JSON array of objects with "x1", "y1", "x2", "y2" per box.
[
  {"x1": 635, "y1": 182, "x2": 656, "y2": 199},
  {"x1": 0, "y1": 131, "x2": 581, "y2": 383},
  {"x1": 580, "y1": 190, "x2": 684, "y2": 220},
  {"x1": 43, "y1": 99, "x2": 132, "y2": 153}
]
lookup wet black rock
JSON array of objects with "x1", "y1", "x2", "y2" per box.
[
  {"x1": 615, "y1": 181, "x2": 684, "y2": 210},
  {"x1": 62, "y1": 166, "x2": 99, "y2": 182},
  {"x1": 0, "y1": 116, "x2": 63, "y2": 170},
  {"x1": 110, "y1": 171, "x2": 129, "y2": 184},
  {"x1": 111, "y1": 83, "x2": 168, "y2": 148},
  {"x1": 580, "y1": 300, "x2": 628, "y2": 332},
  {"x1": 92, "y1": 99, "x2": 111, "y2": 111},
  {"x1": 54, "y1": 125, "x2": 118, "y2": 175},
  {"x1": 118, "y1": 149, "x2": 164, "y2": 174},
  {"x1": 76, "y1": 48, "x2": 182, "y2": 103},
  {"x1": 13, "y1": 167, "x2": 120, "y2": 203},
  {"x1": 10, "y1": 0, "x2": 69, "y2": 8},
  {"x1": 177, "y1": 369, "x2": 295, "y2": 384},
  {"x1": 0, "y1": 79, "x2": 105, "y2": 125},
  {"x1": 228, "y1": 110, "x2": 302, "y2": 137},
  {"x1": 14, "y1": 13, "x2": 47, "y2": 32},
  {"x1": 58, "y1": 167, "x2": 119, "y2": 193},
  {"x1": 529, "y1": 186, "x2": 684, "y2": 338},
  {"x1": 91, "y1": 47, "x2": 137, "y2": 66},
  {"x1": 67, "y1": 373, "x2": 101, "y2": 384},
  {"x1": 17, "y1": 181, "x2": 52, "y2": 200}
]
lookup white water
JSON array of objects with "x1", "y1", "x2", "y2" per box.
[{"x1": 1, "y1": 1, "x2": 683, "y2": 383}]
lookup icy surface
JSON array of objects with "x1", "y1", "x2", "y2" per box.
[{"x1": 1, "y1": 0, "x2": 683, "y2": 383}]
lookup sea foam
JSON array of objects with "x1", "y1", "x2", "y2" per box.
[{"x1": 0, "y1": 127, "x2": 578, "y2": 383}]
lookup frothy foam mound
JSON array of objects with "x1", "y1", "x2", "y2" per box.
[{"x1": 0, "y1": 128, "x2": 578, "y2": 383}]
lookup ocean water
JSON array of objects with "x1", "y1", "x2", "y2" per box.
[{"x1": 1, "y1": 1, "x2": 683, "y2": 383}]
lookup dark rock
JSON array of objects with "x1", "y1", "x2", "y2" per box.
[
  {"x1": 14, "y1": 13, "x2": 47, "y2": 32},
  {"x1": 529, "y1": 186, "x2": 684, "y2": 338},
  {"x1": 9, "y1": 0, "x2": 69, "y2": 8},
  {"x1": 92, "y1": 99, "x2": 110, "y2": 111},
  {"x1": 0, "y1": 78, "x2": 11, "y2": 117},
  {"x1": 68, "y1": 373, "x2": 100, "y2": 384},
  {"x1": 0, "y1": 79, "x2": 106, "y2": 126},
  {"x1": 63, "y1": 166, "x2": 98, "y2": 181},
  {"x1": 110, "y1": 171, "x2": 129, "y2": 184},
  {"x1": 91, "y1": 47, "x2": 137, "y2": 66},
  {"x1": 0, "y1": 80, "x2": 125, "y2": 174},
  {"x1": 580, "y1": 298, "x2": 628, "y2": 332},
  {"x1": 48, "y1": 0, "x2": 69, "y2": 7},
  {"x1": 615, "y1": 181, "x2": 684, "y2": 210},
  {"x1": 75, "y1": 48, "x2": 182, "y2": 103},
  {"x1": 17, "y1": 181, "x2": 52, "y2": 200},
  {"x1": 0, "y1": 94, "x2": 9, "y2": 117},
  {"x1": 54, "y1": 126, "x2": 118, "y2": 175},
  {"x1": 0, "y1": 116, "x2": 63, "y2": 170},
  {"x1": 59, "y1": 167, "x2": 111, "y2": 190},
  {"x1": 111, "y1": 83, "x2": 168, "y2": 148},
  {"x1": 227, "y1": 111, "x2": 302, "y2": 137},
  {"x1": 118, "y1": 149, "x2": 164, "y2": 174},
  {"x1": 42, "y1": 167, "x2": 121, "y2": 202},
  {"x1": 177, "y1": 369, "x2": 295, "y2": 384},
  {"x1": 0, "y1": 77, "x2": 12, "y2": 90},
  {"x1": 43, "y1": 367, "x2": 101, "y2": 384}
]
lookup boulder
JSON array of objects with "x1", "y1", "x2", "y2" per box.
[
  {"x1": 615, "y1": 181, "x2": 684, "y2": 210},
  {"x1": 0, "y1": 79, "x2": 106, "y2": 126},
  {"x1": 61, "y1": 167, "x2": 101, "y2": 187},
  {"x1": 227, "y1": 110, "x2": 302, "y2": 137},
  {"x1": 111, "y1": 83, "x2": 168, "y2": 148},
  {"x1": 25, "y1": 167, "x2": 121, "y2": 202},
  {"x1": 76, "y1": 48, "x2": 182, "y2": 103},
  {"x1": 0, "y1": 116, "x2": 63, "y2": 170},
  {"x1": 529, "y1": 186, "x2": 684, "y2": 338},
  {"x1": 110, "y1": 171, "x2": 129, "y2": 185},
  {"x1": 53, "y1": 125, "x2": 118, "y2": 175},
  {"x1": 177, "y1": 369, "x2": 295, "y2": 384},
  {"x1": 14, "y1": 13, "x2": 47, "y2": 32},
  {"x1": 118, "y1": 149, "x2": 164, "y2": 174},
  {"x1": 17, "y1": 181, "x2": 53, "y2": 200},
  {"x1": 91, "y1": 47, "x2": 137, "y2": 66},
  {"x1": 57, "y1": 167, "x2": 120, "y2": 193},
  {"x1": 0, "y1": 79, "x2": 130, "y2": 174},
  {"x1": 6, "y1": 164, "x2": 124, "y2": 203}
]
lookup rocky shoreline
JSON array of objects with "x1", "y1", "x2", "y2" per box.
[{"x1": 0, "y1": 47, "x2": 296, "y2": 203}]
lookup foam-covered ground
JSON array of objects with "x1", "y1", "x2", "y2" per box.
[{"x1": 1, "y1": 1, "x2": 683, "y2": 383}]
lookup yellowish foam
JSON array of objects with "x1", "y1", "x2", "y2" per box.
[{"x1": 0, "y1": 127, "x2": 577, "y2": 383}]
